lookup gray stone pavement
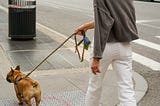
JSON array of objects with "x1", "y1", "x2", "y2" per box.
[{"x1": 0, "y1": 7, "x2": 148, "y2": 106}]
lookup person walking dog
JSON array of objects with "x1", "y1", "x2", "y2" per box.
[{"x1": 75, "y1": 0, "x2": 139, "y2": 106}]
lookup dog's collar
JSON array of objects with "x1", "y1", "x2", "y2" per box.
[
  {"x1": 14, "y1": 78, "x2": 23, "y2": 85},
  {"x1": 14, "y1": 80, "x2": 19, "y2": 85}
]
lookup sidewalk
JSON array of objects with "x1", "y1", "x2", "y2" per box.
[{"x1": 0, "y1": 7, "x2": 148, "y2": 106}]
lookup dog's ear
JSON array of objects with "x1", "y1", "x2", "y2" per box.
[
  {"x1": 10, "y1": 67, "x2": 14, "y2": 72},
  {"x1": 15, "y1": 65, "x2": 20, "y2": 70}
]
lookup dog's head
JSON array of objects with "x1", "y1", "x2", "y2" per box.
[{"x1": 6, "y1": 65, "x2": 22, "y2": 83}]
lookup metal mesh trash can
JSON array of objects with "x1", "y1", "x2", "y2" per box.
[{"x1": 8, "y1": 0, "x2": 36, "y2": 39}]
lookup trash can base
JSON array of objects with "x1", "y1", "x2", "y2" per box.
[
  {"x1": 11, "y1": 38, "x2": 34, "y2": 41},
  {"x1": 9, "y1": 34, "x2": 35, "y2": 40}
]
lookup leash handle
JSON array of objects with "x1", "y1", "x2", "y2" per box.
[{"x1": 74, "y1": 30, "x2": 91, "y2": 62}]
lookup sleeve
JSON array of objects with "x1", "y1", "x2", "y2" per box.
[{"x1": 93, "y1": 2, "x2": 114, "y2": 59}]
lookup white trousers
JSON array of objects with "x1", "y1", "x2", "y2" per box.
[{"x1": 85, "y1": 42, "x2": 137, "y2": 106}]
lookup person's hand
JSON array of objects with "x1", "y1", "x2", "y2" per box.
[
  {"x1": 75, "y1": 21, "x2": 95, "y2": 36},
  {"x1": 75, "y1": 25, "x2": 87, "y2": 36},
  {"x1": 91, "y1": 58, "x2": 101, "y2": 75}
]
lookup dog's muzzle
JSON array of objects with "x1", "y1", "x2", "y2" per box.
[{"x1": 6, "y1": 78, "x2": 12, "y2": 83}]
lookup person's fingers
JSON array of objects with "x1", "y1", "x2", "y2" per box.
[
  {"x1": 77, "y1": 31, "x2": 82, "y2": 35},
  {"x1": 97, "y1": 69, "x2": 101, "y2": 73},
  {"x1": 92, "y1": 69, "x2": 100, "y2": 75},
  {"x1": 91, "y1": 66, "x2": 96, "y2": 74},
  {"x1": 91, "y1": 58, "x2": 100, "y2": 75},
  {"x1": 93, "y1": 71, "x2": 96, "y2": 75},
  {"x1": 74, "y1": 29, "x2": 83, "y2": 35},
  {"x1": 91, "y1": 66, "x2": 100, "y2": 75},
  {"x1": 75, "y1": 24, "x2": 86, "y2": 35}
]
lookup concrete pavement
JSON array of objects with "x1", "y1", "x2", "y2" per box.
[{"x1": 0, "y1": 7, "x2": 148, "y2": 106}]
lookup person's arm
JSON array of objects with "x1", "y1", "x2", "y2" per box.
[{"x1": 75, "y1": 21, "x2": 95, "y2": 35}]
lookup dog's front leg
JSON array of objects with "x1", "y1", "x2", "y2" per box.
[
  {"x1": 14, "y1": 86, "x2": 23, "y2": 104},
  {"x1": 17, "y1": 94, "x2": 23, "y2": 105},
  {"x1": 25, "y1": 100, "x2": 32, "y2": 106}
]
